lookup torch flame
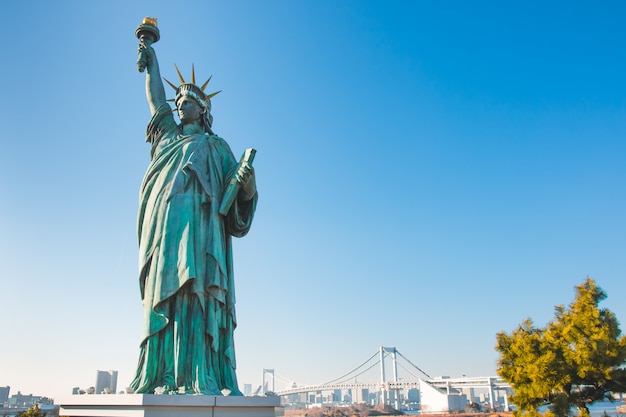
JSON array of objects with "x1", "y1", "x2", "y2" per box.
[{"x1": 142, "y1": 17, "x2": 158, "y2": 26}]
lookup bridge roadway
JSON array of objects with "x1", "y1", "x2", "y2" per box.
[{"x1": 275, "y1": 376, "x2": 511, "y2": 408}]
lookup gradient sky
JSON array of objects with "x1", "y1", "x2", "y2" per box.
[{"x1": 1, "y1": 0, "x2": 625, "y2": 400}]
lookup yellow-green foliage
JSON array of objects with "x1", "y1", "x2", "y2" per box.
[
  {"x1": 496, "y1": 278, "x2": 626, "y2": 417},
  {"x1": 16, "y1": 405, "x2": 46, "y2": 417}
]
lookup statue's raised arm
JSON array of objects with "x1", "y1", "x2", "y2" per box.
[{"x1": 136, "y1": 17, "x2": 166, "y2": 115}]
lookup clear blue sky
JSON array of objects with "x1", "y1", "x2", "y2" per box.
[{"x1": 1, "y1": 0, "x2": 624, "y2": 399}]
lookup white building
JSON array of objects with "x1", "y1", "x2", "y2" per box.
[{"x1": 419, "y1": 379, "x2": 467, "y2": 414}]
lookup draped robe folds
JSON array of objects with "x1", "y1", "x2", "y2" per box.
[{"x1": 130, "y1": 104, "x2": 256, "y2": 395}]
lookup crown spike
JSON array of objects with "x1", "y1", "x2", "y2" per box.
[
  {"x1": 174, "y1": 64, "x2": 186, "y2": 84},
  {"x1": 191, "y1": 64, "x2": 196, "y2": 85},
  {"x1": 206, "y1": 90, "x2": 221, "y2": 100},
  {"x1": 163, "y1": 77, "x2": 178, "y2": 91},
  {"x1": 200, "y1": 75, "x2": 213, "y2": 91}
]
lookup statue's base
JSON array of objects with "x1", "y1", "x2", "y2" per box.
[{"x1": 57, "y1": 394, "x2": 283, "y2": 417}]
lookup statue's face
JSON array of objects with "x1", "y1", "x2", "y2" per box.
[{"x1": 177, "y1": 96, "x2": 203, "y2": 124}]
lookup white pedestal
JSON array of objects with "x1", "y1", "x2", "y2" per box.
[{"x1": 57, "y1": 394, "x2": 283, "y2": 417}]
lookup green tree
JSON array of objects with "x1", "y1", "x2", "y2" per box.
[
  {"x1": 16, "y1": 405, "x2": 46, "y2": 417},
  {"x1": 496, "y1": 278, "x2": 626, "y2": 417}
]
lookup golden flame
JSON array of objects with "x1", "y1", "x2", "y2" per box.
[{"x1": 142, "y1": 17, "x2": 158, "y2": 26}]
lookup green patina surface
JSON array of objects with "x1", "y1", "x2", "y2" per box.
[{"x1": 129, "y1": 18, "x2": 257, "y2": 395}]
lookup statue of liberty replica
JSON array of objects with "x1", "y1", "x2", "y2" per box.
[{"x1": 129, "y1": 17, "x2": 258, "y2": 395}]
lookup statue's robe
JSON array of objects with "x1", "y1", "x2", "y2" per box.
[{"x1": 130, "y1": 104, "x2": 256, "y2": 395}]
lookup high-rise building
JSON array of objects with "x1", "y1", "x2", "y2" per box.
[
  {"x1": 0, "y1": 386, "x2": 10, "y2": 404},
  {"x1": 353, "y1": 388, "x2": 369, "y2": 403},
  {"x1": 95, "y1": 370, "x2": 118, "y2": 394}
]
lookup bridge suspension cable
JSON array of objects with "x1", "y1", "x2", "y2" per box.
[
  {"x1": 396, "y1": 350, "x2": 431, "y2": 378},
  {"x1": 394, "y1": 357, "x2": 426, "y2": 380},
  {"x1": 273, "y1": 372, "x2": 296, "y2": 389},
  {"x1": 333, "y1": 358, "x2": 381, "y2": 384},
  {"x1": 322, "y1": 351, "x2": 379, "y2": 385}
]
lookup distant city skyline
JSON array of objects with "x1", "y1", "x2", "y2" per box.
[{"x1": 0, "y1": 353, "x2": 497, "y2": 399}]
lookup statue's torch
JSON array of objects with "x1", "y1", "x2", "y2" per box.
[{"x1": 135, "y1": 17, "x2": 160, "y2": 72}]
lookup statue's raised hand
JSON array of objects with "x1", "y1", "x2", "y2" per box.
[{"x1": 137, "y1": 41, "x2": 155, "y2": 73}]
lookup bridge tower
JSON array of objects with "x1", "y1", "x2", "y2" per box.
[
  {"x1": 379, "y1": 346, "x2": 400, "y2": 408},
  {"x1": 263, "y1": 368, "x2": 275, "y2": 394}
]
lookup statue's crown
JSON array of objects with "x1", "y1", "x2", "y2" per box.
[{"x1": 163, "y1": 64, "x2": 220, "y2": 110}]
